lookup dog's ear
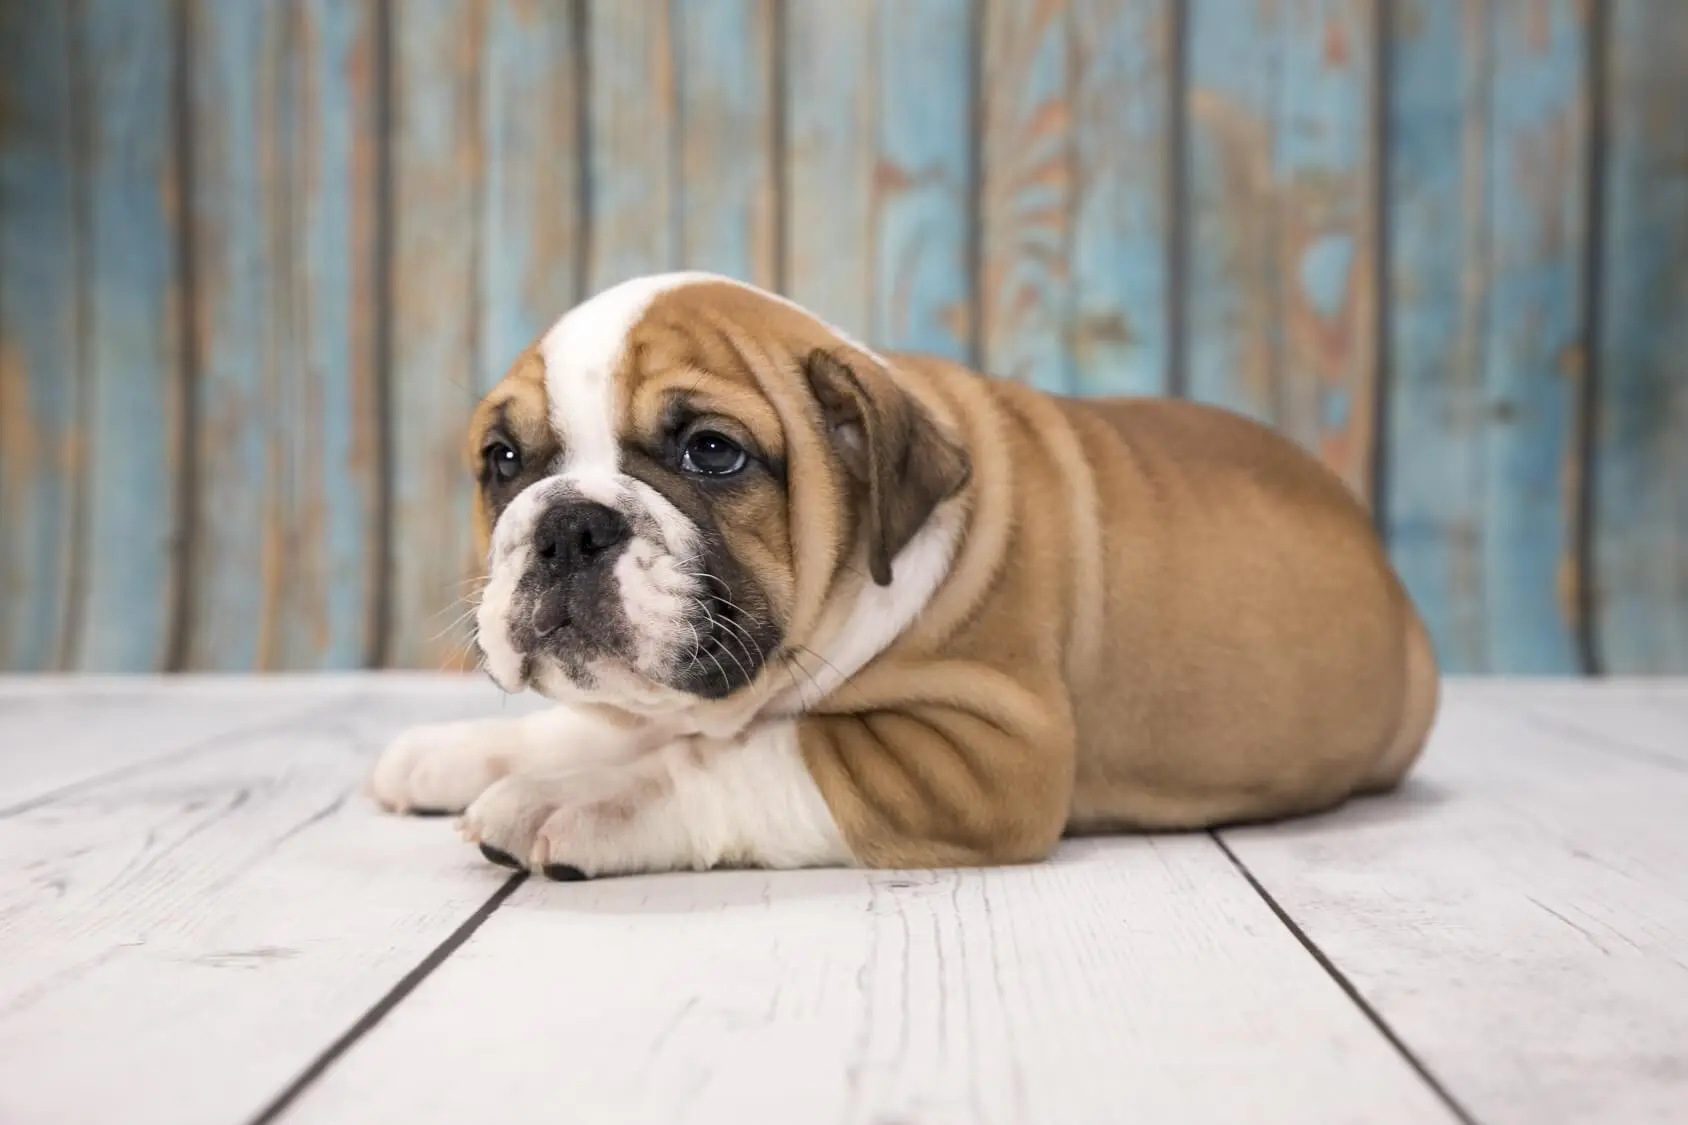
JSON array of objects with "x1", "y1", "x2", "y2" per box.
[{"x1": 802, "y1": 348, "x2": 969, "y2": 586}]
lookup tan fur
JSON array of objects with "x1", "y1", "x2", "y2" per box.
[{"x1": 468, "y1": 282, "x2": 1439, "y2": 870}]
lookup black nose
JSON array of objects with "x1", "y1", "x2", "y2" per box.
[{"x1": 532, "y1": 501, "x2": 630, "y2": 572}]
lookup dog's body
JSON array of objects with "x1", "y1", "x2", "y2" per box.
[{"x1": 369, "y1": 273, "x2": 1437, "y2": 878}]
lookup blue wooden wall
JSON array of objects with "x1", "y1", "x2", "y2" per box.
[{"x1": 0, "y1": 0, "x2": 1683, "y2": 675}]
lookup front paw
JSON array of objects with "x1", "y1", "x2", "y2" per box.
[
  {"x1": 367, "y1": 720, "x2": 508, "y2": 816},
  {"x1": 458, "y1": 769, "x2": 683, "y2": 881}
]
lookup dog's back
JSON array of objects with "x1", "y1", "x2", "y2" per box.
[{"x1": 888, "y1": 351, "x2": 1440, "y2": 833}]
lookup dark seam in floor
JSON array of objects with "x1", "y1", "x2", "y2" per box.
[
  {"x1": 246, "y1": 872, "x2": 527, "y2": 1125},
  {"x1": 1211, "y1": 831, "x2": 1480, "y2": 1125},
  {"x1": 0, "y1": 696, "x2": 357, "y2": 820}
]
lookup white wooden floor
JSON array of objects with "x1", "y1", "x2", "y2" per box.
[{"x1": 1, "y1": 676, "x2": 1684, "y2": 1125}]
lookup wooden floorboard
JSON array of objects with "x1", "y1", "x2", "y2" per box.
[
  {"x1": 0, "y1": 677, "x2": 533, "y2": 1125},
  {"x1": 0, "y1": 679, "x2": 361, "y2": 812},
  {"x1": 1219, "y1": 683, "x2": 1688, "y2": 1125},
  {"x1": 1, "y1": 676, "x2": 1683, "y2": 1124},
  {"x1": 279, "y1": 836, "x2": 1454, "y2": 1125}
]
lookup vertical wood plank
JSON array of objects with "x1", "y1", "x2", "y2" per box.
[
  {"x1": 285, "y1": 0, "x2": 383, "y2": 669},
  {"x1": 1185, "y1": 1, "x2": 1276, "y2": 423},
  {"x1": 1593, "y1": 1, "x2": 1688, "y2": 673},
  {"x1": 0, "y1": 1, "x2": 81, "y2": 671},
  {"x1": 184, "y1": 0, "x2": 291, "y2": 670},
  {"x1": 1069, "y1": 0, "x2": 1174, "y2": 397},
  {"x1": 1384, "y1": 0, "x2": 1491, "y2": 673},
  {"x1": 1385, "y1": 0, "x2": 1592, "y2": 675},
  {"x1": 979, "y1": 0, "x2": 1173, "y2": 396},
  {"x1": 874, "y1": 0, "x2": 975, "y2": 359},
  {"x1": 480, "y1": 0, "x2": 582, "y2": 389},
  {"x1": 1483, "y1": 0, "x2": 1589, "y2": 673},
  {"x1": 586, "y1": 0, "x2": 678, "y2": 289},
  {"x1": 784, "y1": 0, "x2": 975, "y2": 357},
  {"x1": 76, "y1": 0, "x2": 186, "y2": 672},
  {"x1": 675, "y1": 0, "x2": 777, "y2": 287},
  {"x1": 1186, "y1": 0, "x2": 1379, "y2": 496},
  {"x1": 980, "y1": 0, "x2": 1073, "y2": 392},
  {"x1": 387, "y1": 0, "x2": 485, "y2": 669},
  {"x1": 784, "y1": 0, "x2": 876, "y2": 337}
]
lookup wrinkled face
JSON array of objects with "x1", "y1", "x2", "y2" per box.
[
  {"x1": 469, "y1": 276, "x2": 816, "y2": 711},
  {"x1": 468, "y1": 274, "x2": 970, "y2": 716}
]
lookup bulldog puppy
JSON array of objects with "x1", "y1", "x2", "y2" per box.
[{"x1": 368, "y1": 272, "x2": 1438, "y2": 880}]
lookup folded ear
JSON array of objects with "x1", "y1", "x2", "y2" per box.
[{"x1": 802, "y1": 349, "x2": 970, "y2": 586}]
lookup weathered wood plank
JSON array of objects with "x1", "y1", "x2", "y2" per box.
[
  {"x1": 1480, "y1": 679, "x2": 1688, "y2": 768},
  {"x1": 283, "y1": 0, "x2": 384, "y2": 669},
  {"x1": 1384, "y1": 0, "x2": 1592, "y2": 675},
  {"x1": 873, "y1": 0, "x2": 975, "y2": 359},
  {"x1": 783, "y1": 0, "x2": 876, "y2": 336},
  {"x1": 1382, "y1": 0, "x2": 1491, "y2": 673},
  {"x1": 675, "y1": 0, "x2": 778, "y2": 286},
  {"x1": 1222, "y1": 686, "x2": 1688, "y2": 1125},
  {"x1": 586, "y1": 0, "x2": 678, "y2": 289},
  {"x1": 0, "y1": 1, "x2": 81, "y2": 671},
  {"x1": 0, "y1": 679, "x2": 526, "y2": 1125},
  {"x1": 75, "y1": 0, "x2": 187, "y2": 673},
  {"x1": 978, "y1": 0, "x2": 1174, "y2": 396},
  {"x1": 1186, "y1": 0, "x2": 1379, "y2": 496},
  {"x1": 0, "y1": 681, "x2": 359, "y2": 812},
  {"x1": 1593, "y1": 1, "x2": 1688, "y2": 674},
  {"x1": 285, "y1": 837, "x2": 1453, "y2": 1125},
  {"x1": 1069, "y1": 0, "x2": 1174, "y2": 397},
  {"x1": 980, "y1": 0, "x2": 1073, "y2": 392},
  {"x1": 479, "y1": 0, "x2": 583, "y2": 389},
  {"x1": 388, "y1": 0, "x2": 485, "y2": 669},
  {"x1": 184, "y1": 0, "x2": 292, "y2": 670},
  {"x1": 1481, "y1": 0, "x2": 1590, "y2": 674}
]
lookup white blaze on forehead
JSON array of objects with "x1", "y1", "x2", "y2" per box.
[
  {"x1": 536, "y1": 271, "x2": 894, "y2": 469},
  {"x1": 537, "y1": 272, "x2": 722, "y2": 483}
]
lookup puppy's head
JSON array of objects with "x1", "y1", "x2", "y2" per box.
[{"x1": 468, "y1": 274, "x2": 968, "y2": 716}]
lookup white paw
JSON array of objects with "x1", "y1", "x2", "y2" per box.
[
  {"x1": 367, "y1": 720, "x2": 510, "y2": 816},
  {"x1": 457, "y1": 767, "x2": 686, "y2": 880}
]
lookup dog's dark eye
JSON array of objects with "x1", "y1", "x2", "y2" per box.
[
  {"x1": 483, "y1": 440, "x2": 521, "y2": 483},
  {"x1": 680, "y1": 431, "x2": 747, "y2": 477}
]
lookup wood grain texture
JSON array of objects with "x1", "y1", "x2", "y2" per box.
[
  {"x1": 979, "y1": 0, "x2": 1175, "y2": 397},
  {"x1": 783, "y1": 0, "x2": 876, "y2": 337},
  {"x1": 184, "y1": 0, "x2": 292, "y2": 670},
  {"x1": 0, "y1": 680, "x2": 526, "y2": 1125},
  {"x1": 286, "y1": 838, "x2": 1453, "y2": 1125},
  {"x1": 1069, "y1": 0, "x2": 1174, "y2": 397},
  {"x1": 1385, "y1": 0, "x2": 1592, "y2": 675},
  {"x1": 0, "y1": 0, "x2": 81, "y2": 671},
  {"x1": 1186, "y1": 0, "x2": 1379, "y2": 495},
  {"x1": 1221, "y1": 685, "x2": 1688, "y2": 1125},
  {"x1": 387, "y1": 0, "x2": 486, "y2": 670},
  {"x1": 1383, "y1": 0, "x2": 1492, "y2": 673},
  {"x1": 284, "y1": 0, "x2": 384, "y2": 669},
  {"x1": 1481, "y1": 0, "x2": 1591, "y2": 674},
  {"x1": 479, "y1": 0, "x2": 582, "y2": 391},
  {"x1": 1592, "y1": 1, "x2": 1688, "y2": 674},
  {"x1": 981, "y1": 0, "x2": 1073, "y2": 392},
  {"x1": 76, "y1": 0, "x2": 187, "y2": 673},
  {"x1": 676, "y1": 0, "x2": 778, "y2": 286},
  {"x1": 1489, "y1": 680, "x2": 1688, "y2": 768},
  {"x1": 784, "y1": 0, "x2": 978, "y2": 355},
  {"x1": 873, "y1": 0, "x2": 975, "y2": 359},
  {"x1": 0, "y1": 680, "x2": 358, "y2": 812},
  {"x1": 586, "y1": 0, "x2": 678, "y2": 288}
]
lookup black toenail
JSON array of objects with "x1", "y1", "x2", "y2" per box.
[
  {"x1": 411, "y1": 806, "x2": 455, "y2": 818},
  {"x1": 480, "y1": 843, "x2": 522, "y2": 869},
  {"x1": 543, "y1": 863, "x2": 588, "y2": 882}
]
